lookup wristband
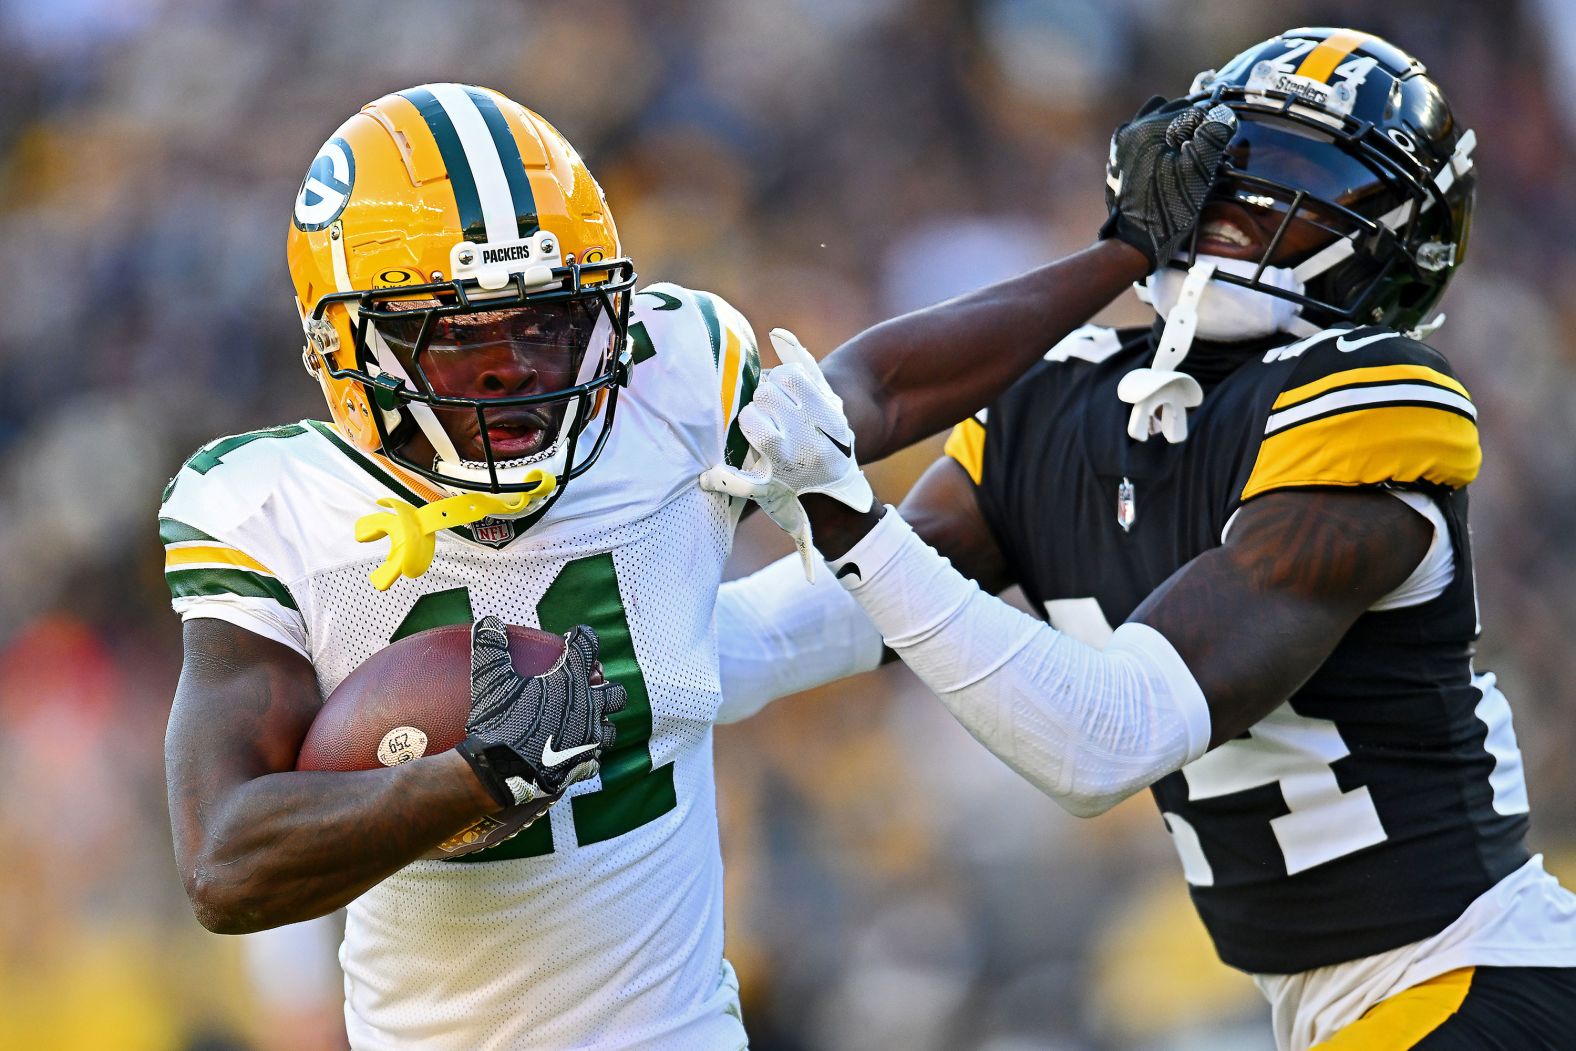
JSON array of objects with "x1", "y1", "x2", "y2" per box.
[
  {"x1": 824, "y1": 505, "x2": 913, "y2": 590},
  {"x1": 456, "y1": 736, "x2": 532, "y2": 808}
]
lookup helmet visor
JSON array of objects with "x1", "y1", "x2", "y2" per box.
[
  {"x1": 373, "y1": 298, "x2": 608, "y2": 400},
  {"x1": 1222, "y1": 114, "x2": 1394, "y2": 208}
]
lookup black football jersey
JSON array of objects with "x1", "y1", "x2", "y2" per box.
[{"x1": 947, "y1": 322, "x2": 1531, "y2": 975}]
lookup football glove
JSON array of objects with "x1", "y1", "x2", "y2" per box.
[
  {"x1": 455, "y1": 616, "x2": 626, "y2": 810},
  {"x1": 698, "y1": 328, "x2": 874, "y2": 581},
  {"x1": 1100, "y1": 97, "x2": 1237, "y2": 270}
]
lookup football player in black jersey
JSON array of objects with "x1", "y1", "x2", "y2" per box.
[{"x1": 710, "y1": 27, "x2": 1576, "y2": 1051}]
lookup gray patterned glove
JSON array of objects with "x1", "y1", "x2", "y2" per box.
[
  {"x1": 455, "y1": 616, "x2": 626, "y2": 809},
  {"x1": 1100, "y1": 97, "x2": 1238, "y2": 270}
]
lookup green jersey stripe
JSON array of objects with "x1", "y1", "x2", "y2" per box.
[
  {"x1": 159, "y1": 518, "x2": 219, "y2": 546},
  {"x1": 167, "y1": 567, "x2": 300, "y2": 611},
  {"x1": 693, "y1": 292, "x2": 723, "y2": 368},
  {"x1": 307, "y1": 421, "x2": 428, "y2": 506}
]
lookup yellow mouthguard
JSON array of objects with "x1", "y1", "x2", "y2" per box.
[{"x1": 354, "y1": 470, "x2": 556, "y2": 590}]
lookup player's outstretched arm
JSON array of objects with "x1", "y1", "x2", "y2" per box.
[
  {"x1": 713, "y1": 342, "x2": 1431, "y2": 815},
  {"x1": 803, "y1": 488, "x2": 1428, "y2": 814},
  {"x1": 823, "y1": 100, "x2": 1236, "y2": 463},
  {"x1": 166, "y1": 618, "x2": 622, "y2": 934},
  {"x1": 821, "y1": 241, "x2": 1145, "y2": 463}
]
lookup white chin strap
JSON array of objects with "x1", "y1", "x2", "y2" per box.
[
  {"x1": 1141, "y1": 253, "x2": 1314, "y2": 343},
  {"x1": 1124, "y1": 255, "x2": 1316, "y2": 443}
]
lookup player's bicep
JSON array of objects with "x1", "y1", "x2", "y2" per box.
[
  {"x1": 166, "y1": 620, "x2": 323, "y2": 849},
  {"x1": 900, "y1": 454, "x2": 1015, "y2": 595},
  {"x1": 1129, "y1": 489, "x2": 1431, "y2": 746}
]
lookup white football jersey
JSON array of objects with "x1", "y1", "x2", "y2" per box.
[{"x1": 159, "y1": 284, "x2": 761, "y2": 1050}]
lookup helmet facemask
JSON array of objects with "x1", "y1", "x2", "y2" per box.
[
  {"x1": 313, "y1": 257, "x2": 636, "y2": 505},
  {"x1": 1167, "y1": 107, "x2": 1453, "y2": 332}
]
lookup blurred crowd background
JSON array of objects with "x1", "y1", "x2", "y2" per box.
[{"x1": 2, "y1": 0, "x2": 1574, "y2": 1048}]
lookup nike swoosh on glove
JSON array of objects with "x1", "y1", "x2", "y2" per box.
[
  {"x1": 698, "y1": 328, "x2": 874, "y2": 581},
  {"x1": 456, "y1": 616, "x2": 627, "y2": 809}
]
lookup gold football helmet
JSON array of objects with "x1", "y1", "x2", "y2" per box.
[{"x1": 286, "y1": 84, "x2": 636, "y2": 506}]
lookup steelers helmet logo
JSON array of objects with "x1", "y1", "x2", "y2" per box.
[{"x1": 293, "y1": 137, "x2": 355, "y2": 231}]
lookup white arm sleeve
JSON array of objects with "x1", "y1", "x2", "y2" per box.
[
  {"x1": 714, "y1": 554, "x2": 886, "y2": 724},
  {"x1": 830, "y1": 509, "x2": 1212, "y2": 817}
]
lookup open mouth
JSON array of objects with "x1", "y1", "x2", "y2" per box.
[
  {"x1": 1196, "y1": 210, "x2": 1265, "y2": 260},
  {"x1": 475, "y1": 412, "x2": 550, "y2": 459}
]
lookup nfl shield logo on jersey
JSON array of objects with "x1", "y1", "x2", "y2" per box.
[
  {"x1": 1116, "y1": 478, "x2": 1137, "y2": 532},
  {"x1": 472, "y1": 517, "x2": 515, "y2": 547}
]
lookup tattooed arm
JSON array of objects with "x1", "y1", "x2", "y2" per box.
[
  {"x1": 1127, "y1": 489, "x2": 1432, "y2": 744},
  {"x1": 166, "y1": 619, "x2": 499, "y2": 934},
  {"x1": 798, "y1": 487, "x2": 1431, "y2": 813}
]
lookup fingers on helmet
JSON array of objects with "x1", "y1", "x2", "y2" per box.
[
  {"x1": 1132, "y1": 94, "x2": 1169, "y2": 121},
  {"x1": 1165, "y1": 106, "x2": 1206, "y2": 148}
]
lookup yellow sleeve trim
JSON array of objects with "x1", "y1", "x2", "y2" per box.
[
  {"x1": 1296, "y1": 29, "x2": 1372, "y2": 84},
  {"x1": 944, "y1": 418, "x2": 986, "y2": 485},
  {"x1": 720, "y1": 326, "x2": 742, "y2": 427},
  {"x1": 1274, "y1": 364, "x2": 1470, "y2": 411},
  {"x1": 1243, "y1": 404, "x2": 1480, "y2": 500},
  {"x1": 165, "y1": 545, "x2": 275, "y2": 575},
  {"x1": 1309, "y1": 967, "x2": 1473, "y2": 1049}
]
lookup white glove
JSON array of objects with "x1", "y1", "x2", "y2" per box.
[{"x1": 699, "y1": 328, "x2": 875, "y2": 581}]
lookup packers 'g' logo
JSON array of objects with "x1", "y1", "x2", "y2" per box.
[{"x1": 294, "y1": 137, "x2": 355, "y2": 231}]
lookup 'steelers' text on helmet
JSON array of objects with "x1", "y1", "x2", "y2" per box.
[
  {"x1": 286, "y1": 84, "x2": 637, "y2": 505},
  {"x1": 1181, "y1": 27, "x2": 1475, "y2": 332}
]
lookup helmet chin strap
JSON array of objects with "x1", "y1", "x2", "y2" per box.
[
  {"x1": 1120, "y1": 260, "x2": 1212, "y2": 443},
  {"x1": 1125, "y1": 254, "x2": 1320, "y2": 443}
]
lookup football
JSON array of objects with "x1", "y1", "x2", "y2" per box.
[{"x1": 297, "y1": 622, "x2": 567, "y2": 859}]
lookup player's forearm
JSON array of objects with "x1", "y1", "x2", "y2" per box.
[
  {"x1": 823, "y1": 239, "x2": 1146, "y2": 462},
  {"x1": 182, "y1": 751, "x2": 496, "y2": 934},
  {"x1": 817, "y1": 507, "x2": 1211, "y2": 817},
  {"x1": 715, "y1": 554, "x2": 886, "y2": 722}
]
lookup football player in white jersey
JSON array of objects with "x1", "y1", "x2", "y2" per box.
[{"x1": 160, "y1": 84, "x2": 1214, "y2": 1050}]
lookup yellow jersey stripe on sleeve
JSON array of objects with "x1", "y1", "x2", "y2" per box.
[
  {"x1": 165, "y1": 544, "x2": 276, "y2": 576},
  {"x1": 1243, "y1": 405, "x2": 1480, "y2": 500},
  {"x1": 944, "y1": 418, "x2": 987, "y2": 485},
  {"x1": 1273, "y1": 364, "x2": 1470, "y2": 411}
]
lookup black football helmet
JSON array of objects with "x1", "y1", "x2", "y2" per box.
[{"x1": 1179, "y1": 28, "x2": 1475, "y2": 332}]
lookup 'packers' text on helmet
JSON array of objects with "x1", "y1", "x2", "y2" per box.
[
  {"x1": 286, "y1": 84, "x2": 637, "y2": 507},
  {"x1": 1179, "y1": 27, "x2": 1475, "y2": 332}
]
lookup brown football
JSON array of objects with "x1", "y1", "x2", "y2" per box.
[{"x1": 296, "y1": 623, "x2": 566, "y2": 860}]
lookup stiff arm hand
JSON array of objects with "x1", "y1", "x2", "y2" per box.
[
  {"x1": 699, "y1": 329, "x2": 873, "y2": 580},
  {"x1": 456, "y1": 616, "x2": 627, "y2": 809}
]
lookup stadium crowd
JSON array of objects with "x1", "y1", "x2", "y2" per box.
[{"x1": 1, "y1": 0, "x2": 1574, "y2": 1048}]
